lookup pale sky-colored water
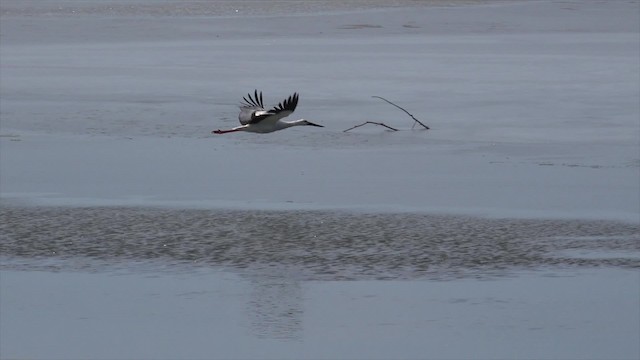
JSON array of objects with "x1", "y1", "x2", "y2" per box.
[
  {"x1": 1, "y1": 0, "x2": 493, "y2": 17},
  {"x1": 1, "y1": 1, "x2": 639, "y2": 358}
]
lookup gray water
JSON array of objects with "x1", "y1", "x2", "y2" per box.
[
  {"x1": 1, "y1": 206, "x2": 638, "y2": 279},
  {"x1": 0, "y1": 0, "x2": 489, "y2": 17}
]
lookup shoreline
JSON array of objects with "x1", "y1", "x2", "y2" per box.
[
  {"x1": 2, "y1": 195, "x2": 639, "y2": 224},
  {"x1": 2, "y1": 204, "x2": 638, "y2": 278}
]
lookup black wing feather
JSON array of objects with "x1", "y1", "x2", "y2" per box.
[
  {"x1": 272, "y1": 93, "x2": 299, "y2": 113},
  {"x1": 240, "y1": 91, "x2": 299, "y2": 124},
  {"x1": 242, "y1": 90, "x2": 264, "y2": 108}
]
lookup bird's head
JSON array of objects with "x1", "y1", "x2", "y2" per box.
[{"x1": 299, "y1": 119, "x2": 324, "y2": 127}]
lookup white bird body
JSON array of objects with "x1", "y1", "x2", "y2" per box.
[{"x1": 213, "y1": 90, "x2": 323, "y2": 134}]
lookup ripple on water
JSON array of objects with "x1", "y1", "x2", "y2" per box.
[{"x1": 1, "y1": 206, "x2": 638, "y2": 280}]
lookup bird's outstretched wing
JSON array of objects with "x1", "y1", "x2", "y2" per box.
[
  {"x1": 270, "y1": 92, "x2": 298, "y2": 120},
  {"x1": 241, "y1": 89, "x2": 265, "y2": 109},
  {"x1": 238, "y1": 90, "x2": 268, "y2": 125},
  {"x1": 238, "y1": 90, "x2": 299, "y2": 125}
]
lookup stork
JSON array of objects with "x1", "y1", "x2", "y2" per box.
[{"x1": 212, "y1": 90, "x2": 323, "y2": 134}]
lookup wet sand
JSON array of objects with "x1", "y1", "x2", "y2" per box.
[{"x1": 2, "y1": 206, "x2": 638, "y2": 278}]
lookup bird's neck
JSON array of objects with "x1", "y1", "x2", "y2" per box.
[{"x1": 278, "y1": 119, "x2": 305, "y2": 129}]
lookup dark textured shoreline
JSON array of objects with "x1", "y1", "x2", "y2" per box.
[{"x1": 2, "y1": 205, "x2": 638, "y2": 279}]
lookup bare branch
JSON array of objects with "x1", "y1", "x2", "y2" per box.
[
  {"x1": 372, "y1": 96, "x2": 430, "y2": 130},
  {"x1": 343, "y1": 121, "x2": 398, "y2": 132}
]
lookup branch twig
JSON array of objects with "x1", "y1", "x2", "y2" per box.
[
  {"x1": 372, "y1": 96, "x2": 429, "y2": 130},
  {"x1": 343, "y1": 121, "x2": 398, "y2": 132}
]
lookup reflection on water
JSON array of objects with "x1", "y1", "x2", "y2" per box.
[
  {"x1": 247, "y1": 273, "x2": 303, "y2": 340},
  {"x1": 1, "y1": 206, "x2": 638, "y2": 279}
]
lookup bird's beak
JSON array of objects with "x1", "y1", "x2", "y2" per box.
[{"x1": 306, "y1": 121, "x2": 324, "y2": 127}]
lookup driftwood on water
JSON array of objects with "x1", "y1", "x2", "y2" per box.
[
  {"x1": 343, "y1": 96, "x2": 430, "y2": 132},
  {"x1": 343, "y1": 121, "x2": 398, "y2": 132}
]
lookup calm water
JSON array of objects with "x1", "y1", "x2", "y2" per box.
[
  {"x1": 1, "y1": 206, "x2": 638, "y2": 279},
  {"x1": 0, "y1": 0, "x2": 489, "y2": 17}
]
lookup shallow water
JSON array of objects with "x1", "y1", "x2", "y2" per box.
[
  {"x1": 1, "y1": 0, "x2": 638, "y2": 357},
  {"x1": 2, "y1": 206, "x2": 638, "y2": 279},
  {"x1": 2, "y1": 206, "x2": 638, "y2": 358},
  {"x1": 0, "y1": 0, "x2": 490, "y2": 17}
]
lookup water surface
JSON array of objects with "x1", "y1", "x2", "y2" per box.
[{"x1": 2, "y1": 206, "x2": 637, "y2": 278}]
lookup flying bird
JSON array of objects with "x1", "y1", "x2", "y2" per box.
[{"x1": 212, "y1": 90, "x2": 323, "y2": 134}]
